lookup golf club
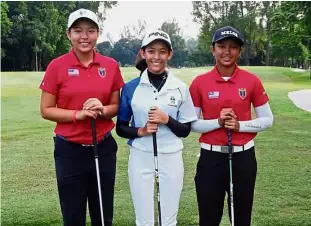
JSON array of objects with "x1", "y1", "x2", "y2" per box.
[
  {"x1": 91, "y1": 118, "x2": 105, "y2": 226},
  {"x1": 151, "y1": 107, "x2": 162, "y2": 226},
  {"x1": 227, "y1": 128, "x2": 235, "y2": 226}
]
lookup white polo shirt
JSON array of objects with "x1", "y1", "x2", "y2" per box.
[{"x1": 118, "y1": 69, "x2": 197, "y2": 154}]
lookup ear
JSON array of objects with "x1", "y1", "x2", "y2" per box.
[
  {"x1": 66, "y1": 30, "x2": 71, "y2": 40},
  {"x1": 139, "y1": 49, "x2": 145, "y2": 59},
  {"x1": 210, "y1": 45, "x2": 215, "y2": 56},
  {"x1": 168, "y1": 50, "x2": 174, "y2": 60}
]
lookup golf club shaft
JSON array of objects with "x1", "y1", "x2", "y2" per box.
[
  {"x1": 153, "y1": 132, "x2": 162, "y2": 226},
  {"x1": 91, "y1": 118, "x2": 105, "y2": 226},
  {"x1": 227, "y1": 128, "x2": 234, "y2": 226}
]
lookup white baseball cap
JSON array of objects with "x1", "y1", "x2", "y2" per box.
[
  {"x1": 67, "y1": 8, "x2": 99, "y2": 29},
  {"x1": 141, "y1": 30, "x2": 172, "y2": 50}
]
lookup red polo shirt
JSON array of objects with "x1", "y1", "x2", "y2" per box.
[
  {"x1": 190, "y1": 65, "x2": 269, "y2": 146},
  {"x1": 40, "y1": 49, "x2": 124, "y2": 144}
]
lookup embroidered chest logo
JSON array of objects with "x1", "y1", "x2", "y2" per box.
[
  {"x1": 98, "y1": 67, "x2": 106, "y2": 78},
  {"x1": 168, "y1": 96, "x2": 177, "y2": 107},
  {"x1": 238, "y1": 88, "x2": 247, "y2": 99},
  {"x1": 68, "y1": 68, "x2": 79, "y2": 76}
]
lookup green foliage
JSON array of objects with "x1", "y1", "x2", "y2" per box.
[{"x1": 1, "y1": 1, "x2": 117, "y2": 71}]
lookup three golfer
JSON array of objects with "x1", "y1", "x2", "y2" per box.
[
  {"x1": 39, "y1": 8, "x2": 124, "y2": 226},
  {"x1": 116, "y1": 30, "x2": 197, "y2": 226},
  {"x1": 190, "y1": 26, "x2": 274, "y2": 226}
]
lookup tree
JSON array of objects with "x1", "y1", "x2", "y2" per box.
[{"x1": 1, "y1": 1, "x2": 12, "y2": 58}]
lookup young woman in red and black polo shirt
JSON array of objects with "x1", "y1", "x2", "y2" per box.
[
  {"x1": 39, "y1": 8, "x2": 124, "y2": 226},
  {"x1": 190, "y1": 26, "x2": 273, "y2": 226}
]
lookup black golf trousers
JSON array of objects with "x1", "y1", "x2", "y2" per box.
[
  {"x1": 54, "y1": 133, "x2": 117, "y2": 226},
  {"x1": 195, "y1": 147, "x2": 257, "y2": 226}
]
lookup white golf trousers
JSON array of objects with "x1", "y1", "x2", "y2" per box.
[{"x1": 128, "y1": 146, "x2": 184, "y2": 226}]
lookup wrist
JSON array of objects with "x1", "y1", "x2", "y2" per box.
[
  {"x1": 164, "y1": 115, "x2": 170, "y2": 124},
  {"x1": 137, "y1": 127, "x2": 145, "y2": 137},
  {"x1": 218, "y1": 118, "x2": 224, "y2": 127},
  {"x1": 72, "y1": 110, "x2": 78, "y2": 123}
]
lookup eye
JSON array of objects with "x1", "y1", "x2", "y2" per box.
[
  {"x1": 160, "y1": 50, "x2": 167, "y2": 54},
  {"x1": 147, "y1": 49, "x2": 154, "y2": 54}
]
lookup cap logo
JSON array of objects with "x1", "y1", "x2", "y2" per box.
[
  {"x1": 221, "y1": 30, "x2": 238, "y2": 37},
  {"x1": 149, "y1": 31, "x2": 168, "y2": 40}
]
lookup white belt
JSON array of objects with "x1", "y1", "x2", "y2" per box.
[{"x1": 200, "y1": 140, "x2": 254, "y2": 153}]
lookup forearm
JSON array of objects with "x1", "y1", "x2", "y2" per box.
[
  {"x1": 166, "y1": 116, "x2": 191, "y2": 137},
  {"x1": 191, "y1": 119, "x2": 221, "y2": 133},
  {"x1": 101, "y1": 104, "x2": 119, "y2": 119},
  {"x1": 239, "y1": 102, "x2": 273, "y2": 132},
  {"x1": 116, "y1": 119, "x2": 140, "y2": 139},
  {"x1": 41, "y1": 107, "x2": 75, "y2": 123},
  {"x1": 239, "y1": 117, "x2": 273, "y2": 132}
]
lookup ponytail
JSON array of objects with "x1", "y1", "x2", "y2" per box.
[{"x1": 135, "y1": 52, "x2": 147, "y2": 73}]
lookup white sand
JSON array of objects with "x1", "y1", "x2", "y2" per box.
[{"x1": 288, "y1": 89, "x2": 311, "y2": 112}]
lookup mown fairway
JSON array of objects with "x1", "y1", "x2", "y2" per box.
[{"x1": 1, "y1": 67, "x2": 311, "y2": 226}]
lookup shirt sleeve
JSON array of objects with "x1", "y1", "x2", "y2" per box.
[
  {"x1": 39, "y1": 60, "x2": 59, "y2": 95},
  {"x1": 111, "y1": 62, "x2": 125, "y2": 92},
  {"x1": 117, "y1": 84, "x2": 133, "y2": 122},
  {"x1": 252, "y1": 76, "x2": 269, "y2": 107},
  {"x1": 189, "y1": 77, "x2": 201, "y2": 108},
  {"x1": 177, "y1": 86, "x2": 198, "y2": 123}
]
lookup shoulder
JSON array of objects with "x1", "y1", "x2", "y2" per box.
[
  {"x1": 238, "y1": 68, "x2": 262, "y2": 82},
  {"x1": 96, "y1": 53, "x2": 119, "y2": 67},
  {"x1": 191, "y1": 70, "x2": 213, "y2": 86},
  {"x1": 46, "y1": 53, "x2": 71, "y2": 69},
  {"x1": 122, "y1": 77, "x2": 141, "y2": 93}
]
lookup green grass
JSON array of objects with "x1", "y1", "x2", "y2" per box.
[{"x1": 1, "y1": 67, "x2": 311, "y2": 226}]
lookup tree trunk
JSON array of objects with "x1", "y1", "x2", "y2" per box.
[
  {"x1": 35, "y1": 40, "x2": 38, "y2": 72},
  {"x1": 265, "y1": 22, "x2": 271, "y2": 66}
]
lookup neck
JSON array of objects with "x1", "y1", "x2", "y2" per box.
[
  {"x1": 73, "y1": 49, "x2": 94, "y2": 67},
  {"x1": 216, "y1": 64, "x2": 236, "y2": 77}
]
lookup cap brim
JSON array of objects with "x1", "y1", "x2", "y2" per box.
[
  {"x1": 68, "y1": 17, "x2": 99, "y2": 29},
  {"x1": 213, "y1": 35, "x2": 244, "y2": 46},
  {"x1": 142, "y1": 38, "x2": 172, "y2": 50}
]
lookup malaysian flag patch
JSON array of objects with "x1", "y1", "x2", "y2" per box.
[
  {"x1": 208, "y1": 91, "x2": 219, "y2": 99},
  {"x1": 68, "y1": 69, "x2": 79, "y2": 76}
]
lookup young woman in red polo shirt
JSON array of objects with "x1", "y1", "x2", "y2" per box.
[
  {"x1": 39, "y1": 8, "x2": 124, "y2": 226},
  {"x1": 190, "y1": 26, "x2": 273, "y2": 226}
]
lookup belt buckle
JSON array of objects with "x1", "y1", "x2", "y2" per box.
[
  {"x1": 82, "y1": 144, "x2": 94, "y2": 147},
  {"x1": 221, "y1": 146, "x2": 229, "y2": 153}
]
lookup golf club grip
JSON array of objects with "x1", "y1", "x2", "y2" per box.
[
  {"x1": 91, "y1": 118, "x2": 99, "y2": 157},
  {"x1": 227, "y1": 128, "x2": 233, "y2": 156},
  {"x1": 152, "y1": 133, "x2": 158, "y2": 156}
]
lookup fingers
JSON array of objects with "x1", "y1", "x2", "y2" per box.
[
  {"x1": 83, "y1": 110, "x2": 99, "y2": 119},
  {"x1": 221, "y1": 108, "x2": 237, "y2": 118},
  {"x1": 146, "y1": 122, "x2": 158, "y2": 133}
]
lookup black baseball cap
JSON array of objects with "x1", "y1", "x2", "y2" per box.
[{"x1": 212, "y1": 26, "x2": 244, "y2": 46}]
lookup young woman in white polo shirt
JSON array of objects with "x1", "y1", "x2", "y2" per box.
[{"x1": 116, "y1": 30, "x2": 197, "y2": 226}]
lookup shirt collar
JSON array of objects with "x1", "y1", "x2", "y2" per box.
[
  {"x1": 139, "y1": 69, "x2": 181, "y2": 90},
  {"x1": 68, "y1": 49, "x2": 101, "y2": 66},
  {"x1": 213, "y1": 64, "x2": 240, "y2": 83}
]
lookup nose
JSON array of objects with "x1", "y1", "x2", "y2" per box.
[
  {"x1": 81, "y1": 31, "x2": 88, "y2": 39},
  {"x1": 154, "y1": 51, "x2": 160, "y2": 59}
]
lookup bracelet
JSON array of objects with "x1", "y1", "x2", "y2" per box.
[{"x1": 72, "y1": 110, "x2": 78, "y2": 123}]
